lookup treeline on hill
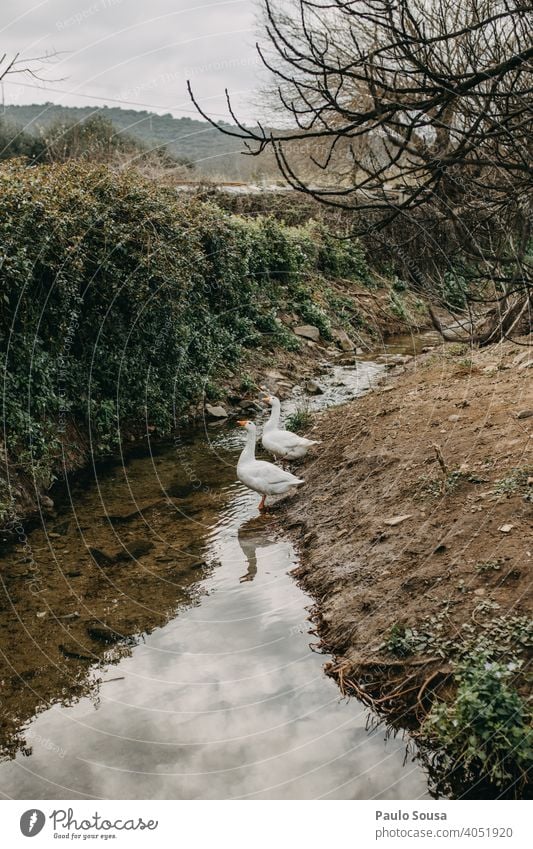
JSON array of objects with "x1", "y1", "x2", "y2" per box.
[
  {"x1": 0, "y1": 113, "x2": 194, "y2": 174},
  {"x1": 0, "y1": 160, "x2": 371, "y2": 524},
  {"x1": 2, "y1": 104, "x2": 278, "y2": 180}
]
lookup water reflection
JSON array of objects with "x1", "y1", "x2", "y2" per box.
[{"x1": 237, "y1": 519, "x2": 274, "y2": 583}]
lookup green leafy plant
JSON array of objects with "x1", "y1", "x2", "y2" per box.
[
  {"x1": 476, "y1": 560, "x2": 502, "y2": 573},
  {"x1": 494, "y1": 468, "x2": 533, "y2": 501},
  {"x1": 285, "y1": 406, "x2": 313, "y2": 434},
  {"x1": 384, "y1": 623, "x2": 430, "y2": 657},
  {"x1": 419, "y1": 652, "x2": 532, "y2": 793},
  {"x1": 417, "y1": 469, "x2": 487, "y2": 498}
]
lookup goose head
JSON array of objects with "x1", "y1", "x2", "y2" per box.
[
  {"x1": 261, "y1": 394, "x2": 280, "y2": 408},
  {"x1": 237, "y1": 419, "x2": 256, "y2": 434}
]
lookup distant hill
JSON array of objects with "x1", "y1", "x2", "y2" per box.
[{"x1": 3, "y1": 103, "x2": 276, "y2": 180}]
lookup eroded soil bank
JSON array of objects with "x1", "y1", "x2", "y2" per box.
[{"x1": 275, "y1": 337, "x2": 533, "y2": 796}]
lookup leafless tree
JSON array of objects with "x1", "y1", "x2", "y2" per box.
[
  {"x1": 190, "y1": 0, "x2": 533, "y2": 343},
  {"x1": 0, "y1": 50, "x2": 62, "y2": 84}
]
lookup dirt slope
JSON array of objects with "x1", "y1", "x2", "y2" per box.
[{"x1": 277, "y1": 339, "x2": 532, "y2": 741}]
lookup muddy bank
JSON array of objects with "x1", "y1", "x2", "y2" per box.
[{"x1": 276, "y1": 337, "x2": 533, "y2": 796}]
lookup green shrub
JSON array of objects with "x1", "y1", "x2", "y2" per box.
[
  {"x1": 0, "y1": 161, "x2": 362, "y2": 504},
  {"x1": 285, "y1": 406, "x2": 313, "y2": 433},
  {"x1": 420, "y1": 652, "x2": 532, "y2": 794},
  {"x1": 0, "y1": 118, "x2": 47, "y2": 163},
  {"x1": 316, "y1": 227, "x2": 371, "y2": 283}
]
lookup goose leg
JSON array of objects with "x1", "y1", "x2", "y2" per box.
[{"x1": 258, "y1": 495, "x2": 266, "y2": 511}]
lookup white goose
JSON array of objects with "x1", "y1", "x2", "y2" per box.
[
  {"x1": 236, "y1": 420, "x2": 304, "y2": 511},
  {"x1": 262, "y1": 395, "x2": 320, "y2": 461}
]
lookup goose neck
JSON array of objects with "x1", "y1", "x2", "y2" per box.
[
  {"x1": 239, "y1": 425, "x2": 256, "y2": 463},
  {"x1": 265, "y1": 398, "x2": 281, "y2": 431}
]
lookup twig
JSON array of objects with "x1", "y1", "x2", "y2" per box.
[
  {"x1": 433, "y1": 443, "x2": 450, "y2": 479},
  {"x1": 416, "y1": 669, "x2": 449, "y2": 717}
]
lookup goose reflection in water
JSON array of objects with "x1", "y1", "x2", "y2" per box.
[{"x1": 237, "y1": 518, "x2": 275, "y2": 583}]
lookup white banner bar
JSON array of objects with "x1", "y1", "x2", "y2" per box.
[{"x1": 2, "y1": 800, "x2": 530, "y2": 848}]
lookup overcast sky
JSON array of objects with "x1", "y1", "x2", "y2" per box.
[{"x1": 1, "y1": 0, "x2": 264, "y2": 122}]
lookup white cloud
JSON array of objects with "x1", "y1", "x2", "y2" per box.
[{"x1": 1, "y1": 0, "x2": 263, "y2": 121}]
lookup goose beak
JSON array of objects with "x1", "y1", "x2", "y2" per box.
[
  {"x1": 237, "y1": 420, "x2": 250, "y2": 426},
  {"x1": 262, "y1": 395, "x2": 272, "y2": 403}
]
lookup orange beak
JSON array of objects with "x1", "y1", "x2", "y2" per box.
[
  {"x1": 262, "y1": 395, "x2": 272, "y2": 403},
  {"x1": 237, "y1": 420, "x2": 250, "y2": 426}
]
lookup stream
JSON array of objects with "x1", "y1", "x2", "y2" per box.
[{"x1": 0, "y1": 334, "x2": 440, "y2": 800}]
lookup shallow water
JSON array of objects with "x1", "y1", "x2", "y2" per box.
[{"x1": 0, "y1": 341, "x2": 437, "y2": 800}]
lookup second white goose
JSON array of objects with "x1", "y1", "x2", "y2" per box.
[{"x1": 261, "y1": 395, "x2": 320, "y2": 461}]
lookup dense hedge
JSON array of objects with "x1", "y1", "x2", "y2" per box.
[{"x1": 0, "y1": 161, "x2": 370, "y2": 514}]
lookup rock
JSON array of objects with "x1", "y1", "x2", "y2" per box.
[
  {"x1": 512, "y1": 349, "x2": 531, "y2": 365},
  {"x1": 88, "y1": 547, "x2": 115, "y2": 567},
  {"x1": 48, "y1": 532, "x2": 62, "y2": 539},
  {"x1": 518, "y1": 360, "x2": 533, "y2": 371},
  {"x1": 205, "y1": 404, "x2": 228, "y2": 418},
  {"x1": 40, "y1": 495, "x2": 54, "y2": 511},
  {"x1": 265, "y1": 369, "x2": 286, "y2": 381},
  {"x1": 89, "y1": 541, "x2": 153, "y2": 567},
  {"x1": 87, "y1": 624, "x2": 126, "y2": 644},
  {"x1": 332, "y1": 328, "x2": 354, "y2": 352},
  {"x1": 59, "y1": 643, "x2": 96, "y2": 661},
  {"x1": 279, "y1": 312, "x2": 298, "y2": 326},
  {"x1": 190, "y1": 560, "x2": 208, "y2": 570},
  {"x1": 381, "y1": 385, "x2": 394, "y2": 393},
  {"x1": 305, "y1": 379, "x2": 323, "y2": 395},
  {"x1": 239, "y1": 400, "x2": 263, "y2": 412},
  {"x1": 377, "y1": 354, "x2": 411, "y2": 365},
  {"x1": 448, "y1": 414, "x2": 461, "y2": 422},
  {"x1": 517, "y1": 410, "x2": 533, "y2": 419},
  {"x1": 498, "y1": 523, "x2": 514, "y2": 533},
  {"x1": 293, "y1": 324, "x2": 320, "y2": 342},
  {"x1": 383, "y1": 514, "x2": 413, "y2": 526},
  {"x1": 421, "y1": 346, "x2": 435, "y2": 353},
  {"x1": 124, "y1": 541, "x2": 154, "y2": 561}
]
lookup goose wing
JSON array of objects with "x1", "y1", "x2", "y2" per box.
[
  {"x1": 242, "y1": 459, "x2": 303, "y2": 488},
  {"x1": 263, "y1": 428, "x2": 318, "y2": 451}
]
